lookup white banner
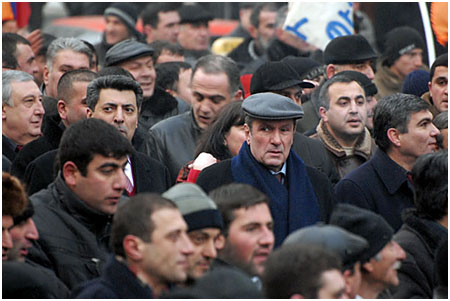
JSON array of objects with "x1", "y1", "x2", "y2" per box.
[{"x1": 284, "y1": 2, "x2": 354, "y2": 50}]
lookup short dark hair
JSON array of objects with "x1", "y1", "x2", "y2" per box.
[
  {"x1": 111, "y1": 193, "x2": 177, "y2": 257},
  {"x1": 2, "y1": 33, "x2": 31, "y2": 59},
  {"x1": 57, "y1": 69, "x2": 97, "y2": 102},
  {"x1": 373, "y1": 93, "x2": 430, "y2": 152},
  {"x1": 36, "y1": 33, "x2": 56, "y2": 57},
  {"x1": 2, "y1": 52, "x2": 18, "y2": 70},
  {"x1": 155, "y1": 61, "x2": 191, "y2": 92},
  {"x1": 148, "y1": 40, "x2": 184, "y2": 64},
  {"x1": 430, "y1": 53, "x2": 448, "y2": 81},
  {"x1": 209, "y1": 183, "x2": 269, "y2": 235},
  {"x1": 2, "y1": 172, "x2": 28, "y2": 217},
  {"x1": 263, "y1": 244, "x2": 342, "y2": 299},
  {"x1": 97, "y1": 66, "x2": 135, "y2": 79},
  {"x1": 193, "y1": 54, "x2": 240, "y2": 95},
  {"x1": 195, "y1": 101, "x2": 245, "y2": 161},
  {"x1": 57, "y1": 118, "x2": 133, "y2": 176},
  {"x1": 81, "y1": 40, "x2": 98, "y2": 70},
  {"x1": 86, "y1": 75, "x2": 143, "y2": 111},
  {"x1": 433, "y1": 111, "x2": 448, "y2": 130},
  {"x1": 318, "y1": 74, "x2": 363, "y2": 110},
  {"x1": 411, "y1": 150, "x2": 448, "y2": 221},
  {"x1": 250, "y1": 3, "x2": 277, "y2": 28},
  {"x1": 141, "y1": 3, "x2": 181, "y2": 27}
]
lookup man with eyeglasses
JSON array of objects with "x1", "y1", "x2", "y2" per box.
[{"x1": 249, "y1": 61, "x2": 339, "y2": 184}]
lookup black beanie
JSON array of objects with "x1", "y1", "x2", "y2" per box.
[
  {"x1": 383, "y1": 26, "x2": 425, "y2": 66},
  {"x1": 329, "y1": 204, "x2": 394, "y2": 263}
]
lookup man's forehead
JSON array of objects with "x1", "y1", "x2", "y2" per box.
[
  {"x1": 120, "y1": 55, "x2": 153, "y2": 66},
  {"x1": 98, "y1": 88, "x2": 137, "y2": 102}
]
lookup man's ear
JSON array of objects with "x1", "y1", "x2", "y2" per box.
[
  {"x1": 248, "y1": 24, "x2": 258, "y2": 39},
  {"x1": 290, "y1": 293, "x2": 305, "y2": 299},
  {"x1": 326, "y1": 64, "x2": 336, "y2": 79},
  {"x1": 143, "y1": 24, "x2": 153, "y2": 43},
  {"x1": 362, "y1": 260, "x2": 374, "y2": 273},
  {"x1": 43, "y1": 65, "x2": 50, "y2": 87},
  {"x1": 387, "y1": 128, "x2": 401, "y2": 147},
  {"x1": 244, "y1": 123, "x2": 251, "y2": 144},
  {"x1": 57, "y1": 100, "x2": 67, "y2": 120},
  {"x1": 2, "y1": 104, "x2": 8, "y2": 120},
  {"x1": 62, "y1": 161, "x2": 79, "y2": 188},
  {"x1": 86, "y1": 107, "x2": 93, "y2": 118},
  {"x1": 123, "y1": 235, "x2": 144, "y2": 261},
  {"x1": 319, "y1": 106, "x2": 328, "y2": 121},
  {"x1": 428, "y1": 81, "x2": 432, "y2": 98},
  {"x1": 233, "y1": 89, "x2": 243, "y2": 101}
]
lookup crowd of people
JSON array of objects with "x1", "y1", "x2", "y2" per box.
[{"x1": 2, "y1": 2, "x2": 448, "y2": 299}]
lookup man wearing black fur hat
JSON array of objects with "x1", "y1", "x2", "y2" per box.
[
  {"x1": 95, "y1": 3, "x2": 145, "y2": 67},
  {"x1": 374, "y1": 26, "x2": 426, "y2": 99}
]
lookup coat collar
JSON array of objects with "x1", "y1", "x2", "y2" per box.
[{"x1": 371, "y1": 149, "x2": 411, "y2": 195}]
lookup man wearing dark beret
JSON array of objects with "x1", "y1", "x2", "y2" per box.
[
  {"x1": 197, "y1": 93, "x2": 335, "y2": 247},
  {"x1": 330, "y1": 204, "x2": 406, "y2": 298},
  {"x1": 374, "y1": 26, "x2": 426, "y2": 99}
]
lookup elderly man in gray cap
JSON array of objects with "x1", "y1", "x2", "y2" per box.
[
  {"x1": 197, "y1": 92, "x2": 335, "y2": 247},
  {"x1": 283, "y1": 224, "x2": 369, "y2": 298},
  {"x1": 105, "y1": 39, "x2": 189, "y2": 130}
]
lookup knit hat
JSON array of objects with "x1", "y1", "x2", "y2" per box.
[
  {"x1": 338, "y1": 70, "x2": 378, "y2": 96},
  {"x1": 283, "y1": 224, "x2": 369, "y2": 270},
  {"x1": 104, "y1": 3, "x2": 142, "y2": 40},
  {"x1": 179, "y1": 4, "x2": 213, "y2": 25},
  {"x1": 329, "y1": 204, "x2": 394, "y2": 263},
  {"x1": 383, "y1": 26, "x2": 425, "y2": 66},
  {"x1": 105, "y1": 39, "x2": 154, "y2": 67},
  {"x1": 250, "y1": 61, "x2": 314, "y2": 95},
  {"x1": 401, "y1": 69, "x2": 430, "y2": 97},
  {"x1": 162, "y1": 183, "x2": 223, "y2": 231},
  {"x1": 324, "y1": 34, "x2": 377, "y2": 65}
]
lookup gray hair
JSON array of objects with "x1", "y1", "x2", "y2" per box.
[
  {"x1": 193, "y1": 54, "x2": 240, "y2": 95},
  {"x1": 2, "y1": 70, "x2": 35, "y2": 106},
  {"x1": 46, "y1": 37, "x2": 92, "y2": 72}
]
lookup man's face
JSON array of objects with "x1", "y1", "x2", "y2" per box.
[
  {"x1": 245, "y1": 119, "x2": 295, "y2": 172},
  {"x1": 317, "y1": 269, "x2": 348, "y2": 299},
  {"x1": 366, "y1": 95, "x2": 378, "y2": 130},
  {"x1": 320, "y1": 81, "x2": 367, "y2": 144},
  {"x1": 141, "y1": 208, "x2": 194, "y2": 284},
  {"x1": 9, "y1": 218, "x2": 39, "y2": 262},
  {"x1": 397, "y1": 110, "x2": 439, "y2": 159},
  {"x1": 70, "y1": 154, "x2": 128, "y2": 215},
  {"x1": 344, "y1": 262, "x2": 362, "y2": 298},
  {"x1": 119, "y1": 55, "x2": 156, "y2": 98},
  {"x1": 186, "y1": 227, "x2": 221, "y2": 280},
  {"x1": 176, "y1": 68, "x2": 192, "y2": 104},
  {"x1": 369, "y1": 241, "x2": 406, "y2": 287},
  {"x1": 391, "y1": 48, "x2": 423, "y2": 79},
  {"x1": 178, "y1": 23, "x2": 210, "y2": 51},
  {"x1": 220, "y1": 203, "x2": 274, "y2": 277},
  {"x1": 61, "y1": 81, "x2": 90, "y2": 127},
  {"x1": 274, "y1": 85, "x2": 303, "y2": 106},
  {"x1": 154, "y1": 11, "x2": 180, "y2": 43},
  {"x1": 16, "y1": 43, "x2": 39, "y2": 79},
  {"x1": 191, "y1": 69, "x2": 234, "y2": 129},
  {"x1": 2, "y1": 215, "x2": 14, "y2": 261},
  {"x1": 429, "y1": 66, "x2": 448, "y2": 113},
  {"x1": 334, "y1": 61, "x2": 375, "y2": 80},
  {"x1": 44, "y1": 49, "x2": 90, "y2": 98},
  {"x1": 89, "y1": 88, "x2": 138, "y2": 141},
  {"x1": 105, "y1": 15, "x2": 131, "y2": 45},
  {"x1": 255, "y1": 10, "x2": 277, "y2": 51},
  {"x1": 2, "y1": 80, "x2": 44, "y2": 145}
]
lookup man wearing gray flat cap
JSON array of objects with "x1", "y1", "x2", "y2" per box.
[
  {"x1": 197, "y1": 92, "x2": 335, "y2": 247},
  {"x1": 105, "y1": 39, "x2": 189, "y2": 130}
]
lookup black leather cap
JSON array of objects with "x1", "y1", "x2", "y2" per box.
[
  {"x1": 283, "y1": 224, "x2": 369, "y2": 270},
  {"x1": 324, "y1": 34, "x2": 377, "y2": 65},
  {"x1": 105, "y1": 39, "x2": 154, "y2": 67},
  {"x1": 242, "y1": 92, "x2": 304, "y2": 120},
  {"x1": 179, "y1": 4, "x2": 213, "y2": 24},
  {"x1": 250, "y1": 61, "x2": 315, "y2": 95}
]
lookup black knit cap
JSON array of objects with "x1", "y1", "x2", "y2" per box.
[
  {"x1": 329, "y1": 204, "x2": 394, "y2": 263},
  {"x1": 338, "y1": 70, "x2": 378, "y2": 96},
  {"x1": 283, "y1": 224, "x2": 369, "y2": 270},
  {"x1": 104, "y1": 3, "x2": 142, "y2": 40},
  {"x1": 250, "y1": 61, "x2": 314, "y2": 95},
  {"x1": 281, "y1": 56, "x2": 321, "y2": 79},
  {"x1": 383, "y1": 26, "x2": 425, "y2": 66},
  {"x1": 178, "y1": 4, "x2": 213, "y2": 24},
  {"x1": 324, "y1": 34, "x2": 377, "y2": 65}
]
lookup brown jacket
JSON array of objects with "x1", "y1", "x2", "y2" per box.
[
  {"x1": 421, "y1": 91, "x2": 440, "y2": 117},
  {"x1": 313, "y1": 119, "x2": 377, "y2": 180}
]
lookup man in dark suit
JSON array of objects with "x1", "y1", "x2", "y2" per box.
[{"x1": 197, "y1": 93, "x2": 335, "y2": 247}]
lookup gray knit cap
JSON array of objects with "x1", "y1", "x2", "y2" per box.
[{"x1": 163, "y1": 183, "x2": 223, "y2": 231}]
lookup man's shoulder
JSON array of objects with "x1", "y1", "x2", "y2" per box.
[
  {"x1": 196, "y1": 160, "x2": 233, "y2": 193},
  {"x1": 151, "y1": 111, "x2": 192, "y2": 133},
  {"x1": 72, "y1": 278, "x2": 118, "y2": 299}
]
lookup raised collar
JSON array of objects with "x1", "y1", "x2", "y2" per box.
[{"x1": 371, "y1": 149, "x2": 410, "y2": 195}]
